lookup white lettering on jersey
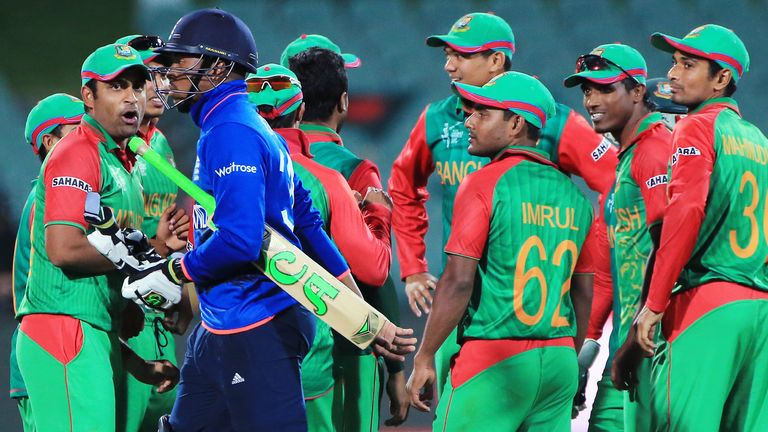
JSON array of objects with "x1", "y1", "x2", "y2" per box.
[
  {"x1": 645, "y1": 174, "x2": 668, "y2": 189},
  {"x1": 671, "y1": 146, "x2": 701, "y2": 165},
  {"x1": 51, "y1": 176, "x2": 92, "y2": 192},
  {"x1": 591, "y1": 137, "x2": 612, "y2": 161},
  {"x1": 214, "y1": 162, "x2": 258, "y2": 177}
]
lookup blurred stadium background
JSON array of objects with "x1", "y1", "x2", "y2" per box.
[{"x1": 1, "y1": 0, "x2": 767, "y2": 430}]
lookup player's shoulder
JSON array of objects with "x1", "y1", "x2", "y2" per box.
[
  {"x1": 44, "y1": 126, "x2": 98, "y2": 166},
  {"x1": 426, "y1": 94, "x2": 460, "y2": 117}
]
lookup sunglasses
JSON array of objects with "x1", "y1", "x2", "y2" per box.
[
  {"x1": 128, "y1": 35, "x2": 164, "y2": 51},
  {"x1": 575, "y1": 54, "x2": 638, "y2": 84},
  {"x1": 246, "y1": 76, "x2": 299, "y2": 92}
]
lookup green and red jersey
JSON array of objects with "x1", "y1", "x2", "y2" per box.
[
  {"x1": 445, "y1": 146, "x2": 594, "y2": 340},
  {"x1": 647, "y1": 98, "x2": 768, "y2": 312},
  {"x1": 17, "y1": 114, "x2": 144, "y2": 332},
  {"x1": 601, "y1": 113, "x2": 672, "y2": 358},
  {"x1": 135, "y1": 124, "x2": 177, "y2": 238},
  {"x1": 389, "y1": 94, "x2": 617, "y2": 279}
]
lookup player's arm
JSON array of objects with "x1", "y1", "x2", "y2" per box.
[
  {"x1": 556, "y1": 107, "x2": 618, "y2": 195},
  {"x1": 388, "y1": 108, "x2": 435, "y2": 280},
  {"x1": 348, "y1": 158, "x2": 384, "y2": 195},
  {"x1": 407, "y1": 173, "x2": 489, "y2": 412},
  {"x1": 180, "y1": 124, "x2": 272, "y2": 284},
  {"x1": 636, "y1": 118, "x2": 715, "y2": 353},
  {"x1": 584, "y1": 217, "x2": 612, "y2": 341},
  {"x1": 326, "y1": 173, "x2": 392, "y2": 286},
  {"x1": 121, "y1": 339, "x2": 179, "y2": 393}
]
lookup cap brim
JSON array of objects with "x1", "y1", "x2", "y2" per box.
[
  {"x1": 452, "y1": 81, "x2": 548, "y2": 129},
  {"x1": 81, "y1": 64, "x2": 150, "y2": 86},
  {"x1": 342, "y1": 53, "x2": 361, "y2": 68},
  {"x1": 452, "y1": 82, "x2": 506, "y2": 110},
  {"x1": 426, "y1": 34, "x2": 477, "y2": 53},
  {"x1": 650, "y1": 33, "x2": 686, "y2": 54},
  {"x1": 563, "y1": 67, "x2": 626, "y2": 88}
]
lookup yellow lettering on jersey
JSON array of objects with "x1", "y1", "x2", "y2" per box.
[
  {"x1": 522, "y1": 202, "x2": 579, "y2": 231},
  {"x1": 722, "y1": 134, "x2": 768, "y2": 166},
  {"x1": 615, "y1": 205, "x2": 642, "y2": 233},
  {"x1": 114, "y1": 209, "x2": 144, "y2": 230},
  {"x1": 144, "y1": 192, "x2": 178, "y2": 218},
  {"x1": 435, "y1": 160, "x2": 483, "y2": 186}
]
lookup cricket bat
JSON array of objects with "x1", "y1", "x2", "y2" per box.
[{"x1": 128, "y1": 137, "x2": 387, "y2": 349}]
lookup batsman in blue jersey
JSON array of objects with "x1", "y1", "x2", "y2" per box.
[{"x1": 121, "y1": 8, "x2": 415, "y2": 432}]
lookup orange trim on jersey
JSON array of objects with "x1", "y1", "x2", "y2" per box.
[
  {"x1": 179, "y1": 257, "x2": 194, "y2": 283},
  {"x1": 201, "y1": 315, "x2": 275, "y2": 335},
  {"x1": 304, "y1": 384, "x2": 334, "y2": 401},
  {"x1": 336, "y1": 268, "x2": 351, "y2": 281},
  {"x1": 442, "y1": 388, "x2": 456, "y2": 432},
  {"x1": 662, "y1": 282, "x2": 768, "y2": 343},
  {"x1": 450, "y1": 337, "x2": 575, "y2": 388}
]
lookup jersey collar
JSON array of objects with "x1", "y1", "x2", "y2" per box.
[
  {"x1": 276, "y1": 128, "x2": 313, "y2": 158},
  {"x1": 618, "y1": 112, "x2": 666, "y2": 157},
  {"x1": 189, "y1": 81, "x2": 248, "y2": 128},
  {"x1": 81, "y1": 114, "x2": 121, "y2": 151},
  {"x1": 689, "y1": 97, "x2": 740, "y2": 116},
  {"x1": 299, "y1": 123, "x2": 344, "y2": 146},
  {"x1": 136, "y1": 122, "x2": 159, "y2": 146},
  {"x1": 494, "y1": 145, "x2": 557, "y2": 168}
]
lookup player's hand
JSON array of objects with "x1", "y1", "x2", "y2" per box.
[
  {"x1": 122, "y1": 258, "x2": 185, "y2": 311},
  {"x1": 572, "y1": 338, "x2": 600, "y2": 418},
  {"x1": 120, "y1": 302, "x2": 146, "y2": 340},
  {"x1": 156, "y1": 203, "x2": 189, "y2": 253},
  {"x1": 132, "y1": 359, "x2": 180, "y2": 393},
  {"x1": 612, "y1": 326, "x2": 645, "y2": 395},
  {"x1": 635, "y1": 305, "x2": 663, "y2": 355},
  {"x1": 373, "y1": 321, "x2": 417, "y2": 362},
  {"x1": 404, "y1": 272, "x2": 437, "y2": 317},
  {"x1": 406, "y1": 353, "x2": 435, "y2": 412},
  {"x1": 361, "y1": 187, "x2": 393, "y2": 211},
  {"x1": 384, "y1": 370, "x2": 410, "y2": 426},
  {"x1": 163, "y1": 286, "x2": 194, "y2": 335}
]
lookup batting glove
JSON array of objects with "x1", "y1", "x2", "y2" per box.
[
  {"x1": 572, "y1": 338, "x2": 600, "y2": 418},
  {"x1": 122, "y1": 257, "x2": 187, "y2": 311}
]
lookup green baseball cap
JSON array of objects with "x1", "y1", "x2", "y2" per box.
[
  {"x1": 651, "y1": 24, "x2": 749, "y2": 82},
  {"x1": 564, "y1": 43, "x2": 647, "y2": 88},
  {"x1": 81, "y1": 44, "x2": 150, "y2": 86},
  {"x1": 246, "y1": 64, "x2": 303, "y2": 119},
  {"x1": 114, "y1": 35, "x2": 164, "y2": 64},
  {"x1": 24, "y1": 93, "x2": 84, "y2": 154},
  {"x1": 280, "y1": 34, "x2": 360, "y2": 68},
  {"x1": 453, "y1": 71, "x2": 556, "y2": 129},
  {"x1": 426, "y1": 13, "x2": 515, "y2": 60}
]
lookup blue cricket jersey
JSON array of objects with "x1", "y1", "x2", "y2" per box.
[{"x1": 182, "y1": 81, "x2": 349, "y2": 332}]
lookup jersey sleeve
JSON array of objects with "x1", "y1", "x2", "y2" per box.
[
  {"x1": 585, "y1": 216, "x2": 613, "y2": 340},
  {"x1": 325, "y1": 170, "x2": 392, "y2": 286},
  {"x1": 43, "y1": 139, "x2": 101, "y2": 231},
  {"x1": 292, "y1": 172, "x2": 350, "y2": 279},
  {"x1": 181, "y1": 124, "x2": 271, "y2": 284},
  {"x1": 557, "y1": 109, "x2": 618, "y2": 195},
  {"x1": 646, "y1": 117, "x2": 715, "y2": 312},
  {"x1": 631, "y1": 128, "x2": 673, "y2": 226},
  {"x1": 388, "y1": 108, "x2": 436, "y2": 279},
  {"x1": 444, "y1": 172, "x2": 492, "y2": 260},
  {"x1": 348, "y1": 159, "x2": 383, "y2": 195},
  {"x1": 574, "y1": 218, "x2": 596, "y2": 274}
]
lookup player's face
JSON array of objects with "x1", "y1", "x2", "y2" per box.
[
  {"x1": 667, "y1": 51, "x2": 718, "y2": 108},
  {"x1": 465, "y1": 106, "x2": 512, "y2": 157},
  {"x1": 145, "y1": 60, "x2": 169, "y2": 120},
  {"x1": 87, "y1": 69, "x2": 146, "y2": 142},
  {"x1": 165, "y1": 55, "x2": 205, "y2": 100},
  {"x1": 444, "y1": 47, "x2": 499, "y2": 87},
  {"x1": 581, "y1": 81, "x2": 635, "y2": 134}
]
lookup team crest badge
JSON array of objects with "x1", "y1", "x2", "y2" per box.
[
  {"x1": 686, "y1": 25, "x2": 706, "y2": 39},
  {"x1": 654, "y1": 81, "x2": 673, "y2": 100},
  {"x1": 452, "y1": 15, "x2": 473, "y2": 33},
  {"x1": 114, "y1": 44, "x2": 136, "y2": 60}
]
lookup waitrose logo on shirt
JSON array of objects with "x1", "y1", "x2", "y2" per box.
[{"x1": 215, "y1": 162, "x2": 258, "y2": 177}]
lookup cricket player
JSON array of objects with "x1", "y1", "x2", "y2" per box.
[
  {"x1": 407, "y1": 71, "x2": 594, "y2": 432},
  {"x1": 287, "y1": 45, "x2": 409, "y2": 429},
  {"x1": 631, "y1": 24, "x2": 768, "y2": 430},
  {"x1": 248, "y1": 62, "x2": 399, "y2": 429},
  {"x1": 138, "y1": 9, "x2": 413, "y2": 431},
  {"x1": 389, "y1": 12, "x2": 617, "y2": 401},
  {"x1": 15, "y1": 44, "x2": 180, "y2": 432},
  {"x1": 10, "y1": 93, "x2": 84, "y2": 431},
  {"x1": 564, "y1": 44, "x2": 673, "y2": 432},
  {"x1": 115, "y1": 34, "x2": 193, "y2": 432}
]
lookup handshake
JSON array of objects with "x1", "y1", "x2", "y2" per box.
[{"x1": 84, "y1": 192, "x2": 188, "y2": 311}]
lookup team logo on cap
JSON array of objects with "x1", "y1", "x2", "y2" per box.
[
  {"x1": 452, "y1": 15, "x2": 473, "y2": 33},
  {"x1": 685, "y1": 25, "x2": 706, "y2": 39},
  {"x1": 114, "y1": 44, "x2": 136, "y2": 60},
  {"x1": 654, "y1": 81, "x2": 674, "y2": 100},
  {"x1": 591, "y1": 48, "x2": 605, "y2": 56}
]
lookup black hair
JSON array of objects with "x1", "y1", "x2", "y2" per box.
[
  {"x1": 502, "y1": 110, "x2": 541, "y2": 141},
  {"x1": 259, "y1": 106, "x2": 299, "y2": 129},
  {"x1": 708, "y1": 61, "x2": 738, "y2": 97},
  {"x1": 289, "y1": 47, "x2": 348, "y2": 122},
  {"x1": 36, "y1": 124, "x2": 66, "y2": 162},
  {"x1": 620, "y1": 78, "x2": 655, "y2": 111},
  {"x1": 480, "y1": 50, "x2": 512, "y2": 71}
]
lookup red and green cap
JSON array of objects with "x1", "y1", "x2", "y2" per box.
[
  {"x1": 114, "y1": 35, "x2": 163, "y2": 64},
  {"x1": 426, "y1": 13, "x2": 515, "y2": 60},
  {"x1": 246, "y1": 64, "x2": 303, "y2": 119},
  {"x1": 453, "y1": 71, "x2": 556, "y2": 129},
  {"x1": 564, "y1": 43, "x2": 647, "y2": 88},
  {"x1": 280, "y1": 34, "x2": 361, "y2": 68},
  {"x1": 81, "y1": 44, "x2": 150, "y2": 86},
  {"x1": 24, "y1": 93, "x2": 84, "y2": 154},
  {"x1": 651, "y1": 24, "x2": 749, "y2": 82}
]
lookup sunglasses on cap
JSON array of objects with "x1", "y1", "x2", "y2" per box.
[
  {"x1": 246, "y1": 76, "x2": 299, "y2": 93},
  {"x1": 575, "y1": 54, "x2": 638, "y2": 84},
  {"x1": 128, "y1": 35, "x2": 164, "y2": 51}
]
